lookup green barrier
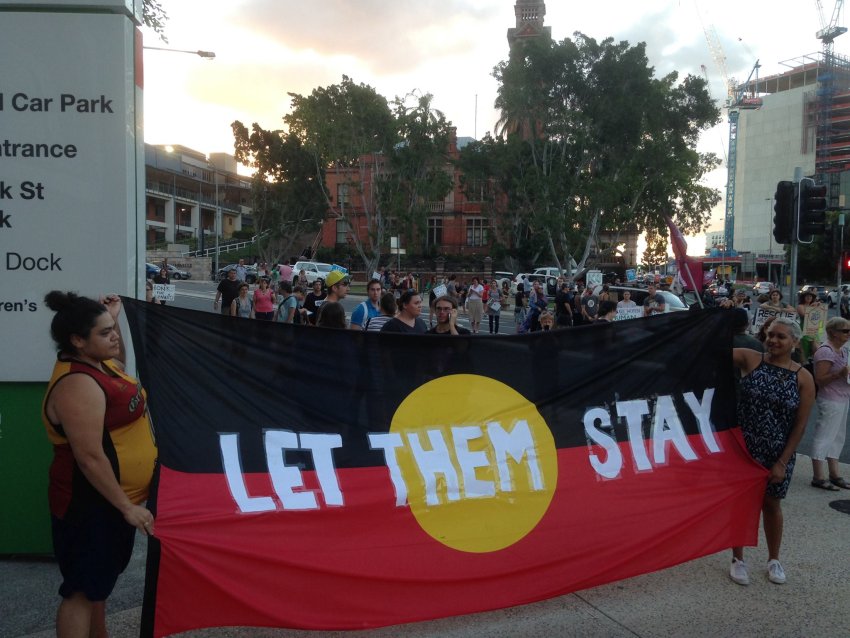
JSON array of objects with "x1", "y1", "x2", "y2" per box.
[{"x1": 0, "y1": 383, "x2": 52, "y2": 554}]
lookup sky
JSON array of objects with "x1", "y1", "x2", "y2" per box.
[{"x1": 141, "y1": 0, "x2": 849, "y2": 256}]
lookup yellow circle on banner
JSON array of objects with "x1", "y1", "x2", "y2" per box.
[{"x1": 389, "y1": 374, "x2": 557, "y2": 553}]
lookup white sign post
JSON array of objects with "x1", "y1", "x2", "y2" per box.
[{"x1": 0, "y1": 1, "x2": 144, "y2": 381}]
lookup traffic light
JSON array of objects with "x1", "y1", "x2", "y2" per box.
[
  {"x1": 773, "y1": 180, "x2": 795, "y2": 244},
  {"x1": 843, "y1": 251, "x2": 850, "y2": 277},
  {"x1": 797, "y1": 177, "x2": 827, "y2": 242}
]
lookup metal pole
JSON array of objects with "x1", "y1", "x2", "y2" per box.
[
  {"x1": 214, "y1": 179, "x2": 220, "y2": 277},
  {"x1": 790, "y1": 167, "x2": 802, "y2": 301},
  {"x1": 835, "y1": 213, "x2": 844, "y2": 294}
]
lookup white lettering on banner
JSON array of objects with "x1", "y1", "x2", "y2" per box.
[
  {"x1": 584, "y1": 390, "x2": 720, "y2": 480},
  {"x1": 221, "y1": 431, "x2": 343, "y2": 513},
  {"x1": 219, "y1": 391, "x2": 721, "y2": 510}
]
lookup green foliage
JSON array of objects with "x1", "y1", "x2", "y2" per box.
[
  {"x1": 488, "y1": 33, "x2": 721, "y2": 272},
  {"x1": 142, "y1": 0, "x2": 168, "y2": 41},
  {"x1": 231, "y1": 122, "x2": 326, "y2": 265},
  {"x1": 281, "y1": 78, "x2": 454, "y2": 273}
]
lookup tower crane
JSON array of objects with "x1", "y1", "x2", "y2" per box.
[{"x1": 701, "y1": 21, "x2": 761, "y2": 253}]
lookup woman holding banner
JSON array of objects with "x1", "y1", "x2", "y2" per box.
[
  {"x1": 731, "y1": 317, "x2": 815, "y2": 586},
  {"x1": 42, "y1": 292, "x2": 157, "y2": 637},
  {"x1": 809, "y1": 317, "x2": 850, "y2": 491}
]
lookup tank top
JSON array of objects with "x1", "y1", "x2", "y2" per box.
[
  {"x1": 42, "y1": 357, "x2": 157, "y2": 518},
  {"x1": 253, "y1": 288, "x2": 274, "y2": 313}
]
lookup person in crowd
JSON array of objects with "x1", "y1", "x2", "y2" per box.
[
  {"x1": 270, "y1": 264, "x2": 280, "y2": 289},
  {"x1": 381, "y1": 289, "x2": 428, "y2": 333},
  {"x1": 840, "y1": 287, "x2": 850, "y2": 320},
  {"x1": 466, "y1": 277, "x2": 485, "y2": 333},
  {"x1": 297, "y1": 269, "x2": 309, "y2": 288},
  {"x1": 144, "y1": 280, "x2": 161, "y2": 305},
  {"x1": 457, "y1": 279, "x2": 469, "y2": 314},
  {"x1": 809, "y1": 316, "x2": 850, "y2": 491},
  {"x1": 538, "y1": 310, "x2": 555, "y2": 331},
  {"x1": 617, "y1": 290, "x2": 637, "y2": 309},
  {"x1": 235, "y1": 258, "x2": 247, "y2": 282},
  {"x1": 580, "y1": 286, "x2": 599, "y2": 323},
  {"x1": 316, "y1": 301, "x2": 347, "y2": 329},
  {"x1": 761, "y1": 289, "x2": 795, "y2": 312},
  {"x1": 274, "y1": 281, "x2": 300, "y2": 324},
  {"x1": 365, "y1": 293, "x2": 398, "y2": 332},
  {"x1": 42, "y1": 292, "x2": 156, "y2": 637},
  {"x1": 428, "y1": 295, "x2": 470, "y2": 335},
  {"x1": 428, "y1": 278, "x2": 439, "y2": 327},
  {"x1": 231, "y1": 283, "x2": 255, "y2": 319},
  {"x1": 325, "y1": 270, "x2": 350, "y2": 305},
  {"x1": 303, "y1": 279, "x2": 326, "y2": 326},
  {"x1": 595, "y1": 300, "x2": 617, "y2": 323},
  {"x1": 214, "y1": 268, "x2": 241, "y2": 316},
  {"x1": 252, "y1": 277, "x2": 275, "y2": 320},
  {"x1": 514, "y1": 285, "x2": 528, "y2": 332},
  {"x1": 152, "y1": 267, "x2": 170, "y2": 306},
  {"x1": 486, "y1": 279, "x2": 503, "y2": 334},
  {"x1": 732, "y1": 307, "x2": 763, "y2": 352},
  {"x1": 797, "y1": 290, "x2": 824, "y2": 362},
  {"x1": 351, "y1": 279, "x2": 383, "y2": 330},
  {"x1": 732, "y1": 288, "x2": 751, "y2": 315},
  {"x1": 730, "y1": 317, "x2": 815, "y2": 586},
  {"x1": 643, "y1": 283, "x2": 666, "y2": 316},
  {"x1": 280, "y1": 259, "x2": 293, "y2": 284},
  {"x1": 554, "y1": 282, "x2": 573, "y2": 328},
  {"x1": 446, "y1": 274, "x2": 459, "y2": 304}
]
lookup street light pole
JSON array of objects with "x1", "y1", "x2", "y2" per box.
[{"x1": 143, "y1": 46, "x2": 216, "y2": 59}]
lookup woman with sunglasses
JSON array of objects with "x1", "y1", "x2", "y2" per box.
[{"x1": 809, "y1": 317, "x2": 850, "y2": 491}]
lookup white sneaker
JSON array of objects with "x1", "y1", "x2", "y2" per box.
[
  {"x1": 729, "y1": 558, "x2": 749, "y2": 585},
  {"x1": 767, "y1": 559, "x2": 786, "y2": 584}
]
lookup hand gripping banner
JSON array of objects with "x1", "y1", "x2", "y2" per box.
[{"x1": 122, "y1": 300, "x2": 767, "y2": 637}]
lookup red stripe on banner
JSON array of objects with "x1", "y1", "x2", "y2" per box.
[{"x1": 148, "y1": 429, "x2": 766, "y2": 637}]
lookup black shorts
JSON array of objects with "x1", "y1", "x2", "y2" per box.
[{"x1": 51, "y1": 504, "x2": 136, "y2": 601}]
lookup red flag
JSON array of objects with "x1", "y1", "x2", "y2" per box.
[{"x1": 665, "y1": 216, "x2": 702, "y2": 292}]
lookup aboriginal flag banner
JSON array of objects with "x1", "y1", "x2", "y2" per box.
[{"x1": 123, "y1": 299, "x2": 767, "y2": 637}]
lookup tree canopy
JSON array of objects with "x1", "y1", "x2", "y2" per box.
[{"x1": 461, "y1": 33, "x2": 721, "y2": 274}]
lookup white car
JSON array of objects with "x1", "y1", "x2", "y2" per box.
[
  {"x1": 752, "y1": 281, "x2": 772, "y2": 296},
  {"x1": 291, "y1": 261, "x2": 334, "y2": 285},
  {"x1": 828, "y1": 284, "x2": 850, "y2": 307}
]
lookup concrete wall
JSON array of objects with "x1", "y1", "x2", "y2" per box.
[{"x1": 733, "y1": 87, "x2": 815, "y2": 255}]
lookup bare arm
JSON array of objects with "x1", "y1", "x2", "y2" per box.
[
  {"x1": 48, "y1": 375, "x2": 153, "y2": 534},
  {"x1": 732, "y1": 347, "x2": 761, "y2": 375}
]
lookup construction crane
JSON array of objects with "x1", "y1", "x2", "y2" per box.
[
  {"x1": 700, "y1": 21, "x2": 761, "y2": 253},
  {"x1": 814, "y1": 1, "x2": 847, "y2": 196}
]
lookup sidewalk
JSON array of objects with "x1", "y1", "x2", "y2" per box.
[{"x1": 6, "y1": 455, "x2": 849, "y2": 638}]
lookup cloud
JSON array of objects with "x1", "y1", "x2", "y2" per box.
[{"x1": 231, "y1": 0, "x2": 501, "y2": 74}]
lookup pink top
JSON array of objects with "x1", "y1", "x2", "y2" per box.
[
  {"x1": 813, "y1": 343, "x2": 850, "y2": 401},
  {"x1": 253, "y1": 288, "x2": 275, "y2": 313}
]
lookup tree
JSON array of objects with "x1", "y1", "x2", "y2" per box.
[
  {"x1": 232, "y1": 122, "x2": 327, "y2": 265},
  {"x1": 143, "y1": 0, "x2": 168, "y2": 41},
  {"x1": 282, "y1": 77, "x2": 454, "y2": 273},
  {"x1": 642, "y1": 230, "x2": 669, "y2": 270},
  {"x1": 490, "y1": 34, "x2": 721, "y2": 276}
]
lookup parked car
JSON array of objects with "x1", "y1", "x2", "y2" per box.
[
  {"x1": 291, "y1": 261, "x2": 334, "y2": 285},
  {"x1": 217, "y1": 263, "x2": 258, "y2": 284},
  {"x1": 166, "y1": 264, "x2": 191, "y2": 280},
  {"x1": 606, "y1": 286, "x2": 690, "y2": 313},
  {"x1": 752, "y1": 281, "x2": 772, "y2": 296},
  {"x1": 510, "y1": 273, "x2": 550, "y2": 297},
  {"x1": 798, "y1": 284, "x2": 829, "y2": 304},
  {"x1": 533, "y1": 266, "x2": 572, "y2": 279},
  {"x1": 827, "y1": 284, "x2": 850, "y2": 307},
  {"x1": 145, "y1": 262, "x2": 159, "y2": 279}
]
